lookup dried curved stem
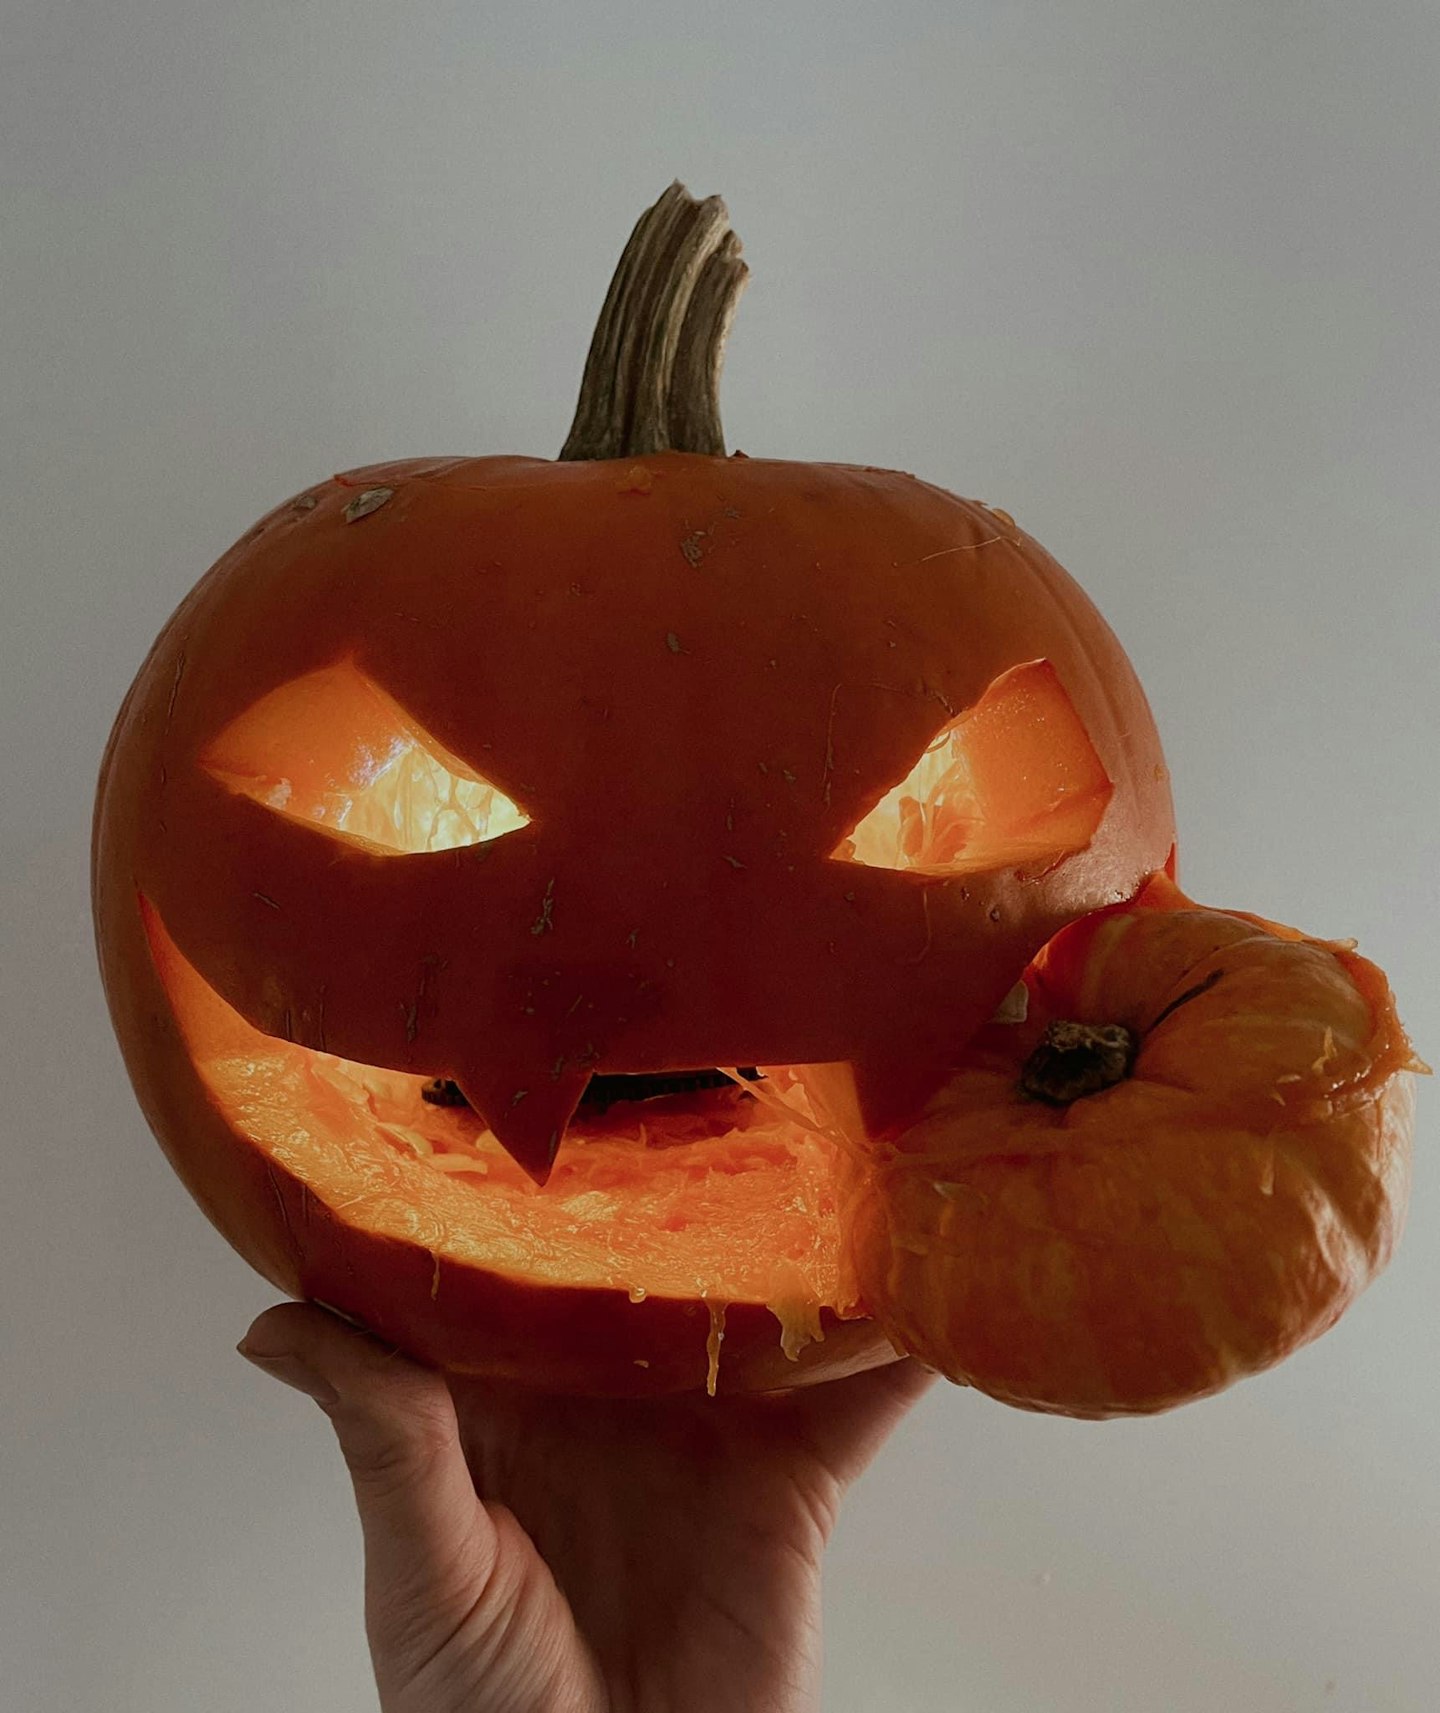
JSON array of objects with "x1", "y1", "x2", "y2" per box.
[
  {"x1": 1020, "y1": 1022, "x2": 1139, "y2": 1105},
  {"x1": 559, "y1": 181, "x2": 748, "y2": 461}
]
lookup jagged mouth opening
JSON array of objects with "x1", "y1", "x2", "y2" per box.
[{"x1": 140, "y1": 896, "x2": 864, "y2": 1336}]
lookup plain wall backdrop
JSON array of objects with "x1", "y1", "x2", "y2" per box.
[{"x1": 4, "y1": 3, "x2": 1438, "y2": 1709}]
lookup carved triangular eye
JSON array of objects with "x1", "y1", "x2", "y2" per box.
[
  {"x1": 832, "y1": 658, "x2": 1112, "y2": 874},
  {"x1": 201, "y1": 660, "x2": 531, "y2": 855}
]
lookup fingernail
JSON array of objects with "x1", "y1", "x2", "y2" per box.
[{"x1": 237, "y1": 1342, "x2": 340, "y2": 1407}]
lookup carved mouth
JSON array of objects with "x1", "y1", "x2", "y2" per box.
[{"x1": 142, "y1": 896, "x2": 858, "y2": 1325}]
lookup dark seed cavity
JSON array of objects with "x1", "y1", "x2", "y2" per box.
[
  {"x1": 421, "y1": 1077, "x2": 470, "y2": 1108},
  {"x1": 579, "y1": 1066, "x2": 760, "y2": 1114},
  {"x1": 418, "y1": 1067, "x2": 763, "y2": 1116}
]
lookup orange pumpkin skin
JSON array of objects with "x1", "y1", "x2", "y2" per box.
[
  {"x1": 93, "y1": 452, "x2": 1174, "y2": 1394},
  {"x1": 851, "y1": 877, "x2": 1420, "y2": 1417}
]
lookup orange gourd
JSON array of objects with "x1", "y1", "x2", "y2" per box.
[{"x1": 851, "y1": 876, "x2": 1422, "y2": 1416}]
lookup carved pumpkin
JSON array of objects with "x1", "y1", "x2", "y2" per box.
[
  {"x1": 850, "y1": 874, "x2": 1422, "y2": 1416},
  {"x1": 101, "y1": 185, "x2": 1419, "y2": 1412},
  {"x1": 93, "y1": 184, "x2": 1176, "y2": 1393}
]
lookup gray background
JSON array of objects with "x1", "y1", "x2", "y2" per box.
[{"x1": 5, "y1": 3, "x2": 1438, "y2": 1709}]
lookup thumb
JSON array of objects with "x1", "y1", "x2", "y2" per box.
[
  {"x1": 238, "y1": 1303, "x2": 498, "y2": 1655},
  {"x1": 786, "y1": 1356, "x2": 938, "y2": 1491}
]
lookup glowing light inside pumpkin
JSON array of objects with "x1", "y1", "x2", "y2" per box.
[
  {"x1": 834, "y1": 658, "x2": 1113, "y2": 874},
  {"x1": 338, "y1": 745, "x2": 529, "y2": 854},
  {"x1": 141, "y1": 897, "x2": 860, "y2": 1323},
  {"x1": 204, "y1": 655, "x2": 1106, "y2": 880},
  {"x1": 202, "y1": 659, "x2": 530, "y2": 855}
]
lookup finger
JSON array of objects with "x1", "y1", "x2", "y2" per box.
[
  {"x1": 238, "y1": 1303, "x2": 498, "y2": 1623},
  {"x1": 786, "y1": 1356, "x2": 939, "y2": 1487}
]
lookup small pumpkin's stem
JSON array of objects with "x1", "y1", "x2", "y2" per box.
[
  {"x1": 1020, "y1": 1021, "x2": 1138, "y2": 1105},
  {"x1": 559, "y1": 181, "x2": 749, "y2": 462}
]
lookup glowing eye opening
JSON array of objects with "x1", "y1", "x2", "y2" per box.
[
  {"x1": 833, "y1": 659, "x2": 1112, "y2": 874},
  {"x1": 201, "y1": 660, "x2": 530, "y2": 855}
]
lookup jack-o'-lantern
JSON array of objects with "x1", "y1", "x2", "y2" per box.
[{"x1": 94, "y1": 184, "x2": 1415, "y2": 1409}]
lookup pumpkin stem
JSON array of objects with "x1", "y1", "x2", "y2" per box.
[
  {"x1": 559, "y1": 180, "x2": 749, "y2": 462},
  {"x1": 1020, "y1": 1020, "x2": 1138, "y2": 1105}
]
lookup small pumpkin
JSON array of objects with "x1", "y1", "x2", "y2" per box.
[{"x1": 851, "y1": 874, "x2": 1422, "y2": 1416}]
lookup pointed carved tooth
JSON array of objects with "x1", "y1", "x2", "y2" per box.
[
  {"x1": 850, "y1": 1038, "x2": 974, "y2": 1141},
  {"x1": 453, "y1": 1060, "x2": 591, "y2": 1186}
]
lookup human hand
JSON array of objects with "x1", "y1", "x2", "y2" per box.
[{"x1": 238, "y1": 1303, "x2": 933, "y2": 1713}]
